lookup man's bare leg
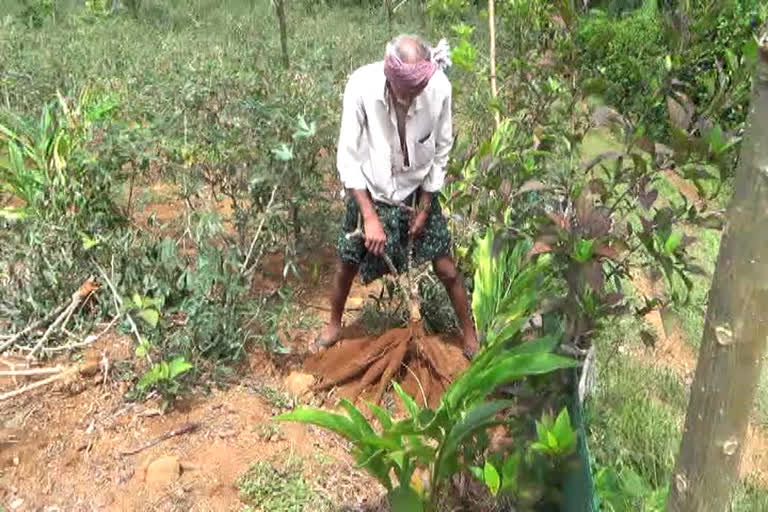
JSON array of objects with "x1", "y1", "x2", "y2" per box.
[
  {"x1": 433, "y1": 255, "x2": 479, "y2": 357},
  {"x1": 316, "y1": 259, "x2": 359, "y2": 348}
]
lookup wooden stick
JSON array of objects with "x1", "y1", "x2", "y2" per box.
[
  {"x1": 0, "y1": 367, "x2": 65, "y2": 377},
  {"x1": 44, "y1": 315, "x2": 119, "y2": 354},
  {"x1": 0, "y1": 367, "x2": 76, "y2": 402},
  {"x1": 119, "y1": 422, "x2": 201, "y2": 456}
]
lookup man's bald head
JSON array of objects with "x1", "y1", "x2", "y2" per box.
[{"x1": 390, "y1": 34, "x2": 431, "y2": 63}]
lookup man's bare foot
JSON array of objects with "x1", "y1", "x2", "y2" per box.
[
  {"x1": 312, "y1": 323, "x2": 342, "y2": 352},
  {"x1": 463, "y1": 330, "x2": 479, "y2": 360}
]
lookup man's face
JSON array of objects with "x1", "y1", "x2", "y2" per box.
[{"x1": 390, "y1": 82, "x2": 418, "y2": 106}]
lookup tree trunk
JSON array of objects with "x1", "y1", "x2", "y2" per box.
[
  {"x1": 385, "y1": 0, "x2": 393, "y2": 37},
  {"x1": 666, "y1": 35, "x2": 768, "y2": 512},
  {"x1": 488, "y1": 0, "x2": 500, "y2": 128},
  {"x1": 276, "y1": 0, "x2": 289, "y2": 69}
]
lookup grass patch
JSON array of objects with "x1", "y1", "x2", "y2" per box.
[
  {"x1": 248, "y1": 383, "x2": 295, "y2": 411},
  {"x1": 238, "y1": 456, "x2": 332, "y2": 512},
  {"x1": 731, "y1": 479, "x2": 768, "y2": 511},
  {"x1": 588, "y1": 328, "x2": 684, "y2": 489}
]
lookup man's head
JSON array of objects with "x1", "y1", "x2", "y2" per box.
[{"x1": 384, "y1": 34, "x2": 437, "y2": 104}]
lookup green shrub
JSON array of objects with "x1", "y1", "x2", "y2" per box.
[{"x1": 574, "y1": 3, "x2": 667, "y2": 136}]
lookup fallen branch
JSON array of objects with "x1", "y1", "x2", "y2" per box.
[
  {"x1": 119, "y1": 422, "x2": 201, "y2": 456},
  {"x1": 44, "y1": 315, "x2": 120, "y2": 354},
  {"x1": 26, "y1": 278, "x2": 101, "y2": 361},
  {"x1": 0, "y1": 361, "x2": 100, "y2": 402},
  {"x1": 0, "y1": 366, "x2": 65, "y2": 377},
  {"x1": 0, "y1": 302, "x2": 70, "y2": 355}
]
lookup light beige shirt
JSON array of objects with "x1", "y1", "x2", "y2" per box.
[{"x1": 336, "y1": 61, "x2": 453, "y2": 205}]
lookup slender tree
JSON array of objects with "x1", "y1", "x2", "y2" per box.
[
  {"x1": 488, "y1": 0, "x2": 500, "y2": 128},
  {"x1": 666, "y1": 33, "x2": 768, "y2": 511},
  {"x1": 274, "y1": 0, "x2": 289, "y2": 68}
]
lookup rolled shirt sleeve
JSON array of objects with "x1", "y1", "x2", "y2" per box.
[
  {"x1": 336, "y1": 75, "x2": 368, "y2": 190},
  {"x1": 422, "y1": 90, "x2": 452, "y2": 193}
]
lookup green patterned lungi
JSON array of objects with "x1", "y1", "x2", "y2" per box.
[{"x1": 337, "y1": 191, "x2": 452, "y2": 285}]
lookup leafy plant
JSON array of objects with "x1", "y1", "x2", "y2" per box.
[
  {"x1": 530, "y1": 407, "x2": 578, "y2": 457},
  {"x1": 136, "y1": 356, "x2": 194, "y2": 407},
  {"x1": 276, "y1": 237, "x2": 579, "y2": 509},
  {"x1": 469, "y1": 407, "x2": 578, "y2": 502}
]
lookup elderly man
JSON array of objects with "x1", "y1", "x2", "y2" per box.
[{"x1": 314, "y1": 34, "x2": 478, "y2": 359}]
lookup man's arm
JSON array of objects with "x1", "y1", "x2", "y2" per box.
[
  {"x1": 336, "y1": 75, "x2": 387, "y2": 256},
  {"x1": 421, "y1": 88, "x2": 453, "y2": 195},
  {"x1": 337, "y1": 75, "x2": 368, "y2": 192}
]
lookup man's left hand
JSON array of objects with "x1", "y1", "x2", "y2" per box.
[{"x1": 409, "y1": 210, "x2": 429, "y2": 239}]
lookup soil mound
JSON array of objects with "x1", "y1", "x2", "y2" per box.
[{"x1": 304, "y1": 326, "x2": 469, "y2": 408}]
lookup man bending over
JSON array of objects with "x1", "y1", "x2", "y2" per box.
[{"x1": 314, "y1": 34, "x2": 479, "y2": 359}]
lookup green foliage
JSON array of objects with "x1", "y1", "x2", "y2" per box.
[
  {"x1": 471, "y1": 406, "x2": 578, "y2": 504},
  {"x1": 574, "y1": 4, "x2": 667, "y2": 136},
  {"x1": 238, "y1": 457, "x2": 332, "y2": 512},
  {"x1": 0, "y1": 88, "x2": 126, "y2": 227},
  {"x1": 136, "y1": 356, "x2": 194, "y2": 405},
  {"x1": 470, "y1": 229, "x2": 551, "y2": 344},
  {"x1": 531, "y1": 408, "x2": 578, "y2": 457},
  {"x1": 277, "y1": 240, "x2": 579, "y2": 508}
]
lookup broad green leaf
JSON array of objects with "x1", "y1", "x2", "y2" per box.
[
  {"x1": 360, "y1": 434, "x2": 402, "y2": 452},
  {"x1": 392, "y1": 382, "x2": 421, "y2": 421},
  {"x1": 387, "y1": 485, "x2": 424, "y2": 512},
  {"x1": 135, "y1": 340, "x2": 150, "y2": 358},
  {"x1": 509, "y1": 334, "x2": 559, "y2": 355},
  {"x1": 388, "y1": 450, "x2": 406, "y2": 470},
  {"x1": 547, "y1": 431, "x2": 559, "y2": 450},
  {"x1": 484, "y1": 461, "x2": 501, "y2": 496},
  {"x1": 572, "y1": 238, "x2": 595, "y2": 263},
  {"x1": 292, "y1": 116, "x2": 316, "y2": 140},
  {"x1": 367, "y1": 402, "x2": 393, "y2": 430},
  {"x1": 501, "y1": 452, "x2": 521, "y2": 492},
  {"x1": 469, "y1": 465, "x2": 484, "y2": 482},
  {"x1": 435, "y1": 400, "x2": 514, "y2": 481},
  {"x1": 132, "y1": 292, "x2": 143, "y2": 308},
  {"x1": 552, "y1": 407, "x2": 577, "y2": 452},
  {"x1": 137, "y1": 308, "x2": 159, "y2": 328},
  {"x1": 664, "y1": 231, "x2": 683, "y2": 254},
  {"x1": 275, "y1": 407, "x2": 361, "y2": 443},
  {"x1": 469, "y1": 353, "x2": 579, "y2": 405},
  {"x1": 167, "y1": 357, "x2": 193, "y2": 379},
  {"x1": 339, "y1": 399, "x2": 375, "y2": 436}
]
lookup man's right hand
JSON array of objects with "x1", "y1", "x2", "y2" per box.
[{"x1": 363, "y1": 215, "x2": 387, "y2": 256}]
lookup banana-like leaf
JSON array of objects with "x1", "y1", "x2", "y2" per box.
[
  {"x1": 392, "y1": 382, "x2": 421, "y2": 421},
  {"x1": 274, "y1": 407, "x2": 361, "y2": 444},
  {"x1": 367, "y1": 402, "x2": 394, "y2": 430},
  {"x1": 339, "y1": 399, "x2": 375, "y2": 436}
]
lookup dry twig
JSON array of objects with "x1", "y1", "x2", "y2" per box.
[
  {"x1": 119, "y1": 422, "x2": 201, "y2": 456},
  {"x1": 26, "y1": 278, "x2": 100, "y2": 361},
  {"x1": 0, "y1": 361, "x2": 100, "y2": 402}
]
